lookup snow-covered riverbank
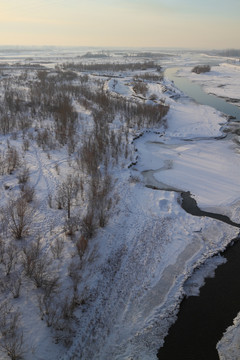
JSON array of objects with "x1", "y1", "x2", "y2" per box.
[{"x1": 177, "y1": 62, "x2": 240, "y2": 108}]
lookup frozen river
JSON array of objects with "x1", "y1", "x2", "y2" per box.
[{"x1": 156, "y1": 67, "x2": 240, "y2": 359}]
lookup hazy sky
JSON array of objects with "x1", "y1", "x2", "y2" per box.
[{"x1": 0, "y1": 0, "x2": 239, "y2": 48}]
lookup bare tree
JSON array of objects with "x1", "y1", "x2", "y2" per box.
[
  {"x1": 50, "y1": 237, "x2": 64, "y2": 259},
  {"x1": 31, "y1": 257, "x2": 52, "y2": 288},
  {"x1": 2, "y1": 244, "x2": 18, "y2": 276},
  {"x1": 56, "y1": 175, "x2": 79, "y2": 219},
  {"x1": 76, "y1": 235, "x2": 88, "y2": 260},
  {"x1": 5, "y1": 146, "x2": 21, "y2": 174},
  {"x1": 7, "y1": 197, "x2": 33, "y2": 239},
  {"x1": 0, "y1": 236, "x2": 5, "y2": 262},
  {"x1": 0, "y1": 305, "x2": 24, "y2": 360},
  {"x1": 0, "y1": 332, "x2": 24, "y2": 360},
  {"x1": 81, "y1": 210, "x2": 96, "y2": 239},
  {"x1": 132, "y1": 80, "x2": 148, "y2": 97},
  {"x1": 68, "y1": 259, "x2": 81, "y2": 293},
  {"x1": 64, "y1": 216, "x2": 79, "y2": 236},
  {"x1": 37, "y1": 294, "x2": 58, "y2": 327},
  {"x1": 17, "y1": 165, "x2": 30, "y2": 190},
  {"x1": 21, "y1": 237, "x2": 41, "y2": 277},
  {"x1": 7, "y1": 274, "x2": 22, "y2": 299}
]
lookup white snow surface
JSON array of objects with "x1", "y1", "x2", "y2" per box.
[{"x1": 136, "y1": 133, "x2": 240, "y2": 209}]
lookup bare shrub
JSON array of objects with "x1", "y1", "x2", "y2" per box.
[
  {"x1": 37, "y1": 294, "x2": 58, "y2": 327},
  {"x1": 0, "y1": 301, "x2": 12, "y2": 332},
  {"x1": 6, "y1": 146, "x2": 21, "y2": 174},
  {"x1": 22, "y1": 138, "x2": 30, "y2": 152},
  {"x1": 18, "y1": 115, "x2": 32, "y2": 133},
  {"x1": 8, "y1": 274, "x2": 22, "y2": 299},
  {"x1": 58, "y1": 295, "x2": 76, "y2": 321},
  {"x1": 0, "y1": 152, "x2": 6, "y2": 176},
  {"x1": 53, "y1": 94, "x2": 77, "y2": 146},
  {"x1": 192, "y1": 65, "x2": 211, "y2": 74},
  {"x1": 2, "y1": 244, "x2": 18, "y2": 276},
  {"x1": 81, "y1": 210, "x2": 96, "y2": 239},
  {"x1": 31, "y1": 257, "x2": 52, "y2": 288},
  {"x1": 36, "y1": 128, "x2": 56, "y2": 150},
  {"x1": 50, "y1": 238, "x2": 64, "y2": 259},
  {"x1": 47, "y1": 193, "x2": 53, "y2": 208},
  {"x1": 129, "y1": 174, "x2": 141, "y2": 183},
  {"x1": 76, "y1": 235, "x2": 88, "y2": 260},
  {"x1": 0, "y1": 333, "x2": 24, "y2": 360},
  {"x1": 42, "y1": 275, "x2": 60, "y2": 299},
  {"x1": 17, "y1": 165, "x2": 30, "y2": 189},
  {"x1": 21, "y1": 185, "x2": 35, "y2": 203},
  {"x1": 21, "y1": 237, "x2": 41, "y2": 277},
  {"x1": 0, "y1": 236, "x2": 5, "y2": 262},
  {"x1": 88, "y1": 173, "x2": 113, "y2": 228},
  {"x1": 0, "y1": 207, "x2": 9, "y2": 237},
  {"x1": 0, "y1": 306, "x2": 24, "y2": 360},
  {"x1": 0, "y1": 113, "x2": 16, "y2": 135},
  {"x1": 68, "y1": 259, "x2": 81, "y2": 292},
  {"x1": 7, "y1": 197, "x2": 33, "y2": 239},
  {"x1": 52, "y1": 294, "x2": 78, "y2": 348},
  {"x1": 132, "y1": 81, "x2": 148, "y2": 97},
  {"x1": 149, "y1": 93, "x2": 158, "y2": 101},
  {"x1": 53, "y1": 320, "x2": 76, "y2": 348},
  {"x1": 64, "y1": 217, "x2": 79, "y2": 237},
  {"x1": 55, "y1": 175, "x2": 79, "y2": 219}
]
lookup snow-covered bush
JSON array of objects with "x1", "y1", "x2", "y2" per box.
[{"x1": 192, "y1": 65, "x2": 211, "y2": 74}]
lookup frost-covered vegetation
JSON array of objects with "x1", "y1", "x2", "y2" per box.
[{"x1": 0, "y1": 52, "x2": 169, "y2": 359}]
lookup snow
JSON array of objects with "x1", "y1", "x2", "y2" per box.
[
  {"x1": 166, "y1": 99, "x2": 225, "y2": 138},
  {"x1": 0, "y1": 48, "x2": 240, "y2": 360},
  {"x1": 184, "y1": 254, "x2": 227, "y2": 297},
  {"x1": 178, "y1": 63, "x2": 240, "y2": 106},
  {"x1": 107, "y1": 78, "x2": 133, "y2": 97},
  {"x1": 217, "y1": 312, "x2": 240, "y2": 360},
  {"x1": 136, "y1": 134, "x2": 240, "y2": 209}
]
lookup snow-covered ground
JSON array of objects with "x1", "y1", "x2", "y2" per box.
[
  {"x1": 0, "y1": 48, "x2": 239, "y2": 359},
  {"x1": 178, "y1": 63, "x2": 240, "y2": 107}
]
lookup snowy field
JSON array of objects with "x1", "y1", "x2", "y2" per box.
[{"x1": 0, "y1": 47, "x2": 239, "y2": 359}]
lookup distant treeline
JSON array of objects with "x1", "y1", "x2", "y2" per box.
[
  {"x1": 213, "y1": 49, "x2": 240, "y2": 58},
  {"x1": 80, "y1": 52, "x2": 109, "y2": 59},
  {"x1": 61, "y1": 61, "x2": 156, "y2": 72},
  {"x1": 126, "y1": 52, "x2": 173, "y2": 58}
]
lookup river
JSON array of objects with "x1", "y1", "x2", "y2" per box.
[
  {"x1": 156, "y1": 67, "x2": 240, "y2": 359},
  {"x1": 165, "y1": 67, "x2": 240, "y2": 120}
]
